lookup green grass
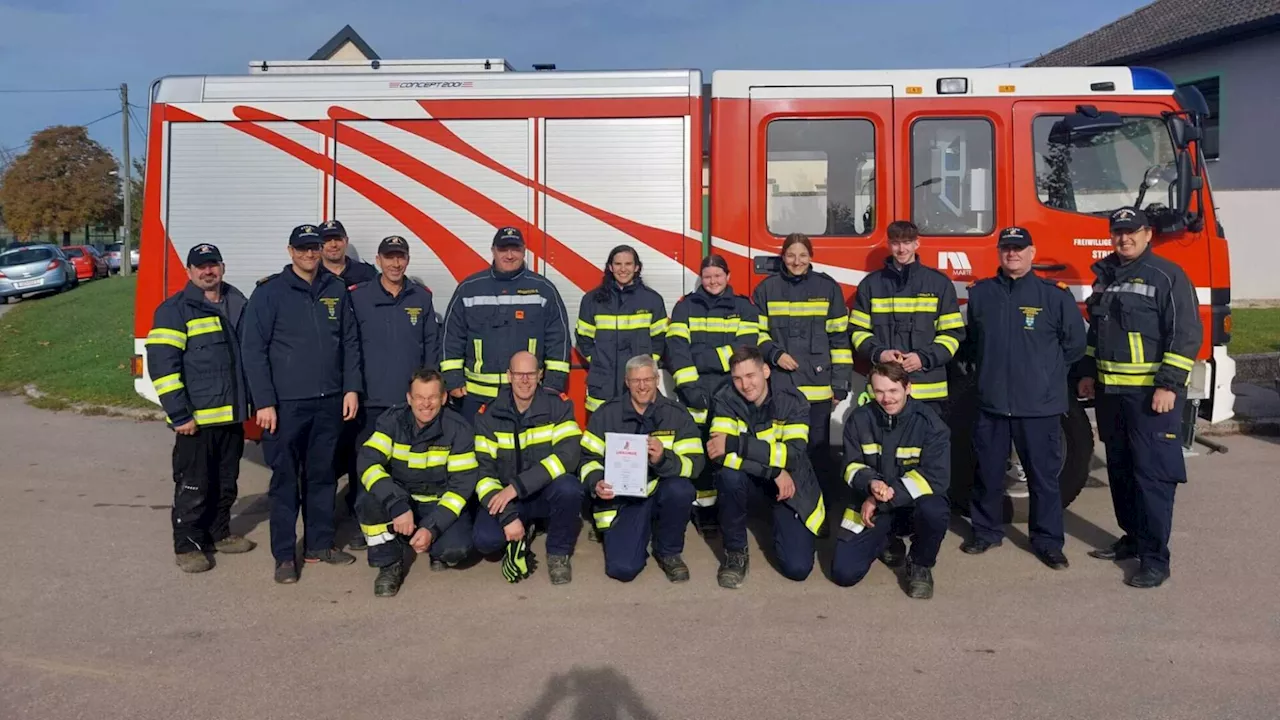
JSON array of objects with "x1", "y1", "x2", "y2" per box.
[
  {"x1": 0, "y1": 276, "x2": 153, "y2": 408},
  {"x1": 1228, "y1": 308, "x2": 1280, "y2": 356}
]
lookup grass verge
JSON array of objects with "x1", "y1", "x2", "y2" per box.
[
  {"x1": 1228, "y1": 308, "x2": 1280, "y2": 356},
  {"x1": 0, "y1": 276, "x2": 153, "y2": 409}
]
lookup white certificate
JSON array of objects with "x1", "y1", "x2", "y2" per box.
[{"x1": 605, "y1": 432, "x2": 651, "y2": 498}]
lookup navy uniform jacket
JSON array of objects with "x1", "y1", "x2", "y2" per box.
[
  {"x1": 327, "y1": 257, "x2": 378, "y2": 288},
  {"x1": 241, "y1": 265, "x2": 362, "y2": 408},
  {"x1": 966, "y1": 270, "x2": 1087, "y2": 417},
  {"x1": 667, "y1": 285, "x2": 762, "y2": 424},
  {"x1": 753, "y1": 268, "x2": 853, "y2": 404},
  {"x1": 350, "y1": 278, "x2": 439, "y2": 409},
  {"x1": 575, "y1": 281, "x2": 669, "y2": 412}
]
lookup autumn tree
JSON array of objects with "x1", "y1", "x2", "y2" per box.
[{"x1": 0, "y1": 126, "x2": 119, "y2": 241}]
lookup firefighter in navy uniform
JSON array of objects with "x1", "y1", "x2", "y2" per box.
[
  {"x1": 706, "y1": 346, "x2": 826, "y2": 588},
  {"x1": 355, "y1": 369, "x2": 478, "y2": 597},
  {"x1": 667, "y1": 253, "x2": 762, "y2": 527},
  {"x1": 580, "y1": 355, "x2": 705, "y2": 583},
  {"x1": 344, "y1": 235, "x2": 440, "y2": 549},
  {"x1": 1077, "y1": 207, "x2": 1202, "y2": 589},
  {"x1": 441, "y1": 227, "x2": 571, "y2": 421},
  {"x1": 575, "y1": 245, "x2": 669, "y2": 414},
  {"x1": 962, "y1": 227, "x2": 1086, "y2": 568},
  {"x1": 836, "y1": 363, "x2": 951, "y2": 599},
  {"x1": 146, "y1": 243, "x2": 255, "y2": 573},
  {"x1": 472, "y1": 351, "x2": 584, "y2": 585},
  {"x1": 242, "y1": 224, "x2": 363, "y2": 584}
]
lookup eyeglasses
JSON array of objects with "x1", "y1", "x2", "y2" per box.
[
  {"x1": 510, "y1": 372, "x2": 539, "y2": 381},
  {"x1": 628, "y1": 375, "x2": 657, "y2": 385},
  {"x1": 292, "y1": 246, "x2": 321, "y2": 255}
]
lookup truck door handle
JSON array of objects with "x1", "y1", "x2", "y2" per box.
[{"x1": 1032, "y1": 263, "x2": 1068, "y2": 272}]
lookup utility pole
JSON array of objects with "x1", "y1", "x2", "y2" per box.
[{"x1": 120, "y1": 83, "x2": 132, "y2": 277}]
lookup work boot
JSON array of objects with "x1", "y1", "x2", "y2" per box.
[
  {"x1": 1125, "y1": 566, "x2": 1170, "y2": 589},
  {"x1": 374, "y1": 562, "x2": 405, "y2": 597},
  {"x1": 655, "y1": 554, "x2": 690, "y2": 583},
  {"x1": 547, "y1": 554, "x2": 573, "y2": 585},
  {"x1": 274, "y1": 560, "x2": 298, "y2": 584},
  {"x1": 905, "y1": 560, "x2": 934, "y2": 600},
  {"x1": 960, "y1": 538, "x2": 1003, "y2": 555},
  {"x1": 430, "y1": 558, "x2": 448, "y2": 572},
  {"x1": 304, "y1": 548, "x2": 357, "y2": 566},
  {"x1": 347, "y1": 534, "x2": 368, "y2": 552},
  {"x1": 214, "y1": 535, "x2": 256, "y2": 554},
  {"x1": 175, "y1": 551, "x2": 213, "y2": 573},
  {"x1": 1035, "y1": 548, "x2": 1070, "y2": 570},
  {"x1": 879, "y1": 537, "x2": 907, "y2": 567},
  {"x1": 717, "y1": 549, "x2": 749, "y2": 589},
  {"x1": 1088, "y1": 539, "x2": 1138, "y2": 561}
]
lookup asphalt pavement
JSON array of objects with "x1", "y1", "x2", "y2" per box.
[{"x1": 1, "y1": 395, "x2": 1277, "y2": 720}]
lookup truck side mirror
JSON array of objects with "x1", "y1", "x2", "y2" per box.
[
  {"x1": 753, "y1": 254, "x2": 782, "y2": 276},
  {"x1": 1168, "y1": 116, "x2": 1202, "y2": 150}
]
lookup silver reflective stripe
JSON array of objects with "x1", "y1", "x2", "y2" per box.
[
  {"x1": 1107, "y1": 282, "x2": 1157, "y2": 298},
  {"x1": 463, "y1": 295, "x2": 548, "y2": 307}
]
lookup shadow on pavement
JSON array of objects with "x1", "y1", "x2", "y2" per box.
[{"x1": 522, "y1": 666, "x2": 660, "y2": 720}]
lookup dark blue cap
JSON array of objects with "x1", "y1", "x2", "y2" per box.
[
  {"x1": 492, "y1": 226, "x2": 525, "y2": 248},
  {"x1": 378, "y1": 235, "x2": 409, "y2": 255},
  {"x1": 1109, "y1": 207, "x2": 1150, "y2": 233},
  {"x1": 186, "y1": 243, "x2": 222, "y2": 266},
  {"x1": 289, "y1": 224, "x2": 323, "y2": 248},
  {"x1": 997, "y1": 226, "x2": 1033, "y2": 247},
  {"x1": 319, "y1": 219, "x2": 347, "y2": 239}
]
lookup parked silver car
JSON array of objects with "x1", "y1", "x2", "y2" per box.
[
  {"x1": 0, "y1": 245, "x2": 78, "y2": 303},
  {"x1": 103, "y1": 242, "x2": 140, "y2": 273}
]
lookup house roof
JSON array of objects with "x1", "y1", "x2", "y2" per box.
[
  {"x1": 309, "y1": 24, "x2": 380, "y2": 62},
  {"x1": 1028, "y1": 0, "x2": 1280, "y2": 67}
]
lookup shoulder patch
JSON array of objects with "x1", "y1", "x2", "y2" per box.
[
  {"x1": 559, "y1": 392, "x2": 571, "y2": 402},
  {"x1": 1056, "y1": 281, "x2": 1070, "y2": 291},
  {"x1": 477, "y1": 403, "x2": 487, "y2": 415}
]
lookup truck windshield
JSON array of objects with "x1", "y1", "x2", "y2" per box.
[{"x1": 1034, "y1": 116, "x2": 1178, "y2": 216}]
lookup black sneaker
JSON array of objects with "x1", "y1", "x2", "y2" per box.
[
  {"x1": 879, "y1": 537, "x2": 907, "y2": 567},
  {"x1": 347, "y1": 534, "x2": 368, "y2": 552},
  {"x1": 304, "y1": 548, "x2": 357, "y2": 566},
  {"x1": 717, "y1": 549, "x2": 749, "y2": 589},
  {"x1": 655, "y1": 554, "x2": 690, "y2": 583},
  {"x1": 274, "y1": 560, "x2": 298, "y2": 584},
  {"x1": 547, "y1": 554, "x2": 572, "y2": 585},
  {"x1": 905, "y1": 561, "x2": 934, "y2": 600},
  {"x1": 374, "y1": 562, "x2": 405, "y2": 597},
  {"x1": 1125, "y1": 566, "x2": 1169, "y2": 589},
  {"x1": 1088, "y1": 539, "x2": 1138, "y2": 561},
  {"x1": 1035, "y1": 548, "x2": 1070, "y2": 570},
  {"x1": 960, "y1": 538, "x2": 1003, "y2": 555}
]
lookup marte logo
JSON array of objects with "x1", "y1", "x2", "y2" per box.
[
  {"x1": 405, "y1": 307, "x2": 422, "y2": 326},
  {"x1": 319, "y1": 297, "x2": 339, "y2": 320},
  {"x1": 938, "y1": 252, "x2": 972, "y2": 275}
]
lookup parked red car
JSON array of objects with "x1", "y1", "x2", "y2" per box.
[{"x1": 62, "y1": 245, "x2": 109, "y2": 281}]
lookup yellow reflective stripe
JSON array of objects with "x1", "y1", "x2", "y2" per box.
[
  {"x1": 465, "y1": 381, "x2": 500, "y2": 397},
  {"x1": 667, "y1": 322, "x2": 691, "y2": 340},
  {"x1": 193, "y1": 406, "x2": 234, "y2": 425},
  {"x1": 528, "y1": 339, "x2": 538, "y2": 356},
  {"x1": 593, "y1": 509, "x2": 617, "y2": 529},
  {"x1": 673, "y1": 366, "x2": 699, "y2": 386},
  {"x1": 902, "y1": 470, "x2": 934, "y2": 499},
  {"x1": 146, "y1": 327, "x2": 187, "y2": 350},
  {"x1": 831, "y1": 348, "x2": 853, "y2": 365},
  {"x1": 476, "y1": 477, "x2": 504, "y2": 498},
  {"x1": 491, "y1": 432, "x2": 517, "y2": 450},
  {"x1": 841, "y1": 507, "x2": 866, "y2": 534},
  {"x1": 540, "y1": 453, "x2": 567, "y2": 478},
  {"x1": 511, "y1": 426, "x2": 555, "y2": 447},
  {"x1": 673, "y1": 437, "x2": 704, "y2": 455},
  {"x1": 1100, "y1": 372, "x2": 1156, "y2": 386},
  {"x1": 594, "y1": 313, "x2": 653, "y2": 331},
  {"x1": 716, "y1": 345, "x2": 733, "y2": 372},
  {"x1": 581, "y1": 431, "x2": 606, "y2": 454},
  {"x1": 935, "y1": 312, "x2": 965, "y2": 331},
  {"x1": 185, "y1": 316, "x2": 222, "y2": 337},
  {"x1": 464, "y1": 369, "x2": 508, "y2": 384},
  {"x1": 861, "y1": 443, "x2": 882, "y2": 454},
  {"x1": 363, "y1": 431, "x2": 393, "y2": 458},
  {"x1": 896, "y1": 446, "x2": 922, "y2": 459},
  {"x1": 545, "y1": 359, "x2": 570, "y2": 374},
  {"x1": 826, "y1": 316, "x2": 850, "y2": 333},
  {"x1": 576, "y1": 319, "x2": 597, "y2": 338},
  {"x1": 734, "y1": 324, "x2": 756, "y2": 338},
  {"x1": 361, "y1": 465, "x2": 390, "y2": 490},
  {"x1": 804, "y1": 500, "x2": 826, "y2": 535},
  {"x1": 1163, "y1": 352, "x2": 1195, "y2": 372},
  {"x1": 360, "y1": 522, "x2": 392, "y2": 536},
  {"x1": 152, "y1": 372, "x2": 184, "y2": 396},
  {"x1": 871, "y1": 297, "x2": 939, "y2": 313},
  {"x1": 689, "y1": 317, "x2": 744, "y2": 332},
  {"x1": 689, "y1": 407, "x2": 708, "y2": 425},
  {"x1": 1085, "y1": 345, "x2": 1096, "y2": 358},
  {"x1": 580, "y1": 460, "x2": 604, "y2": 483},
  {"x1": 1128, "y1": 332, "x2": 1145, "y2": 364},
  {"x1": 448, "y1": 452, "x2": 478, "y2": 472},
  {"x1": 693, "y1": 489, "x2": 718, "y2": 507},
  {"x1": 411, "y1": 494, "x2": 440, "y2": 503},
  {"x1": 768, "y1": 441, "x2": 787, "y2": 469},
  {"x1": 909, "y1": 381, "x2": 949, "y2": 400},
  {"x1": 934, "y1": 334, "x2": 960, "y2": 356},
  {"x1": 766, "y1": 300, "x2": 829, "y2": 317},
  {"x1": 441, "y1": 358, "x2": 464, "y2": 372},
  {"x1": 438, "y1": 492, "x2": 467, "y2": 516},
  {"x1": 585, "y1": 395, "x2": 605, "y2": 412},
  {"x1": 392, "y1": 445, "x2": 450, "y2": 469},
  {"x1": 710, "y1": 416, "x2": 741, "y2": 435},
  {"x1": 650, "y1": 317, "x2": 669, "y2": 336},
  {"x1": 679, "y1": 455, "x2": 694, "y2": 478},
  {"x1": 1098, "y1": 360, "x2": 1162, "y2": 374},
  {"x1": 844, "y1": 462, "x2": 869, "y2": 485},
  {"x1": 473, "y1": 338, "x2": 484, "y2": 373},
  {"x1": 552, "y1": 420, "x2": 581, "y2": 444},
  {"x1": 780, "y1": 424, "x2": 808, "y2": 442},
  {"x1": 474, "y1": 435, "x2": 499, "y2": 458},
  {"x1": 723, "y1": 452, "x2": 745, "y2": 470},
  {"x1": 849, "y1": 309, "x2": 872, "y2": 329},
  {"x1": 852, "y1": 331, "x2": 875, "y2": 349},
  {"x1": 797, "y1": 385, "x2": 835, "y2": 402}
]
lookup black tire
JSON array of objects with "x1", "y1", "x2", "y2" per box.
[{"x1": 945, "y1": 362, "x2": 1094, "y2": 524}]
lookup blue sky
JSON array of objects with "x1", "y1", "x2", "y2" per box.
[{"x1": 0, "y1": 0, "x2": 1149, "y2": 161}]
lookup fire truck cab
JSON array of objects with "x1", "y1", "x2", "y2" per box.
[{"x1": 708, "y1": 66, "x2": 1232, "y2": 515}]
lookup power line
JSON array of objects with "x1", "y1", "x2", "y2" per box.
[
  {"x1": 0, "y1": 109, "x2": 124, "y2": 156},
  {"x1": 0, "y1": 87, "x2": 118, "y2": 94},
  {"x1": 128, "y1": 106, "x2": 147, "y2": 141}
]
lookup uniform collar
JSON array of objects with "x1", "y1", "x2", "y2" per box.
[
  {"x1": 401, "y1": 406, "x2": 445, "y2": 441},
  {"x1": 491, "y1": 264, "x2": 526, "y2": 281},
  {"x1": 486, "y1": 386, "x2": 552, "y2": 422},
  {"x1": 283, "y1": 265, "x2": 333, "y2": 293},
  {"x1": 882, "y1": 256, "x2": 915, "y2": 282},
  {"x1": 694, "y1": 284, "x2": 736, "y2": 306},
  {"x1": 781, "y1": 265, "x2": 810, "y2": 284},
  {"x1": 996, "y1": 268, "x2": 1039, "y2": 287},
  {"x1": 373, "y1": 276, "x2": 417, "y2": 303}
]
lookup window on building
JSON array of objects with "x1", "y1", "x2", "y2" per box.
[
  {"x1": 910, "y1": 118, "x2": 995, "y2": 236},
  {"x1": 1177, "y1": 76, "x2": 1220, "y2": 160},
  {"x1": 765, "y1": 119, "x2": 876, "y2": 237}
]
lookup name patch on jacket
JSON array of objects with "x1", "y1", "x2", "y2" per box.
[
  {"x1": 406, "y1": 307, "x2": 422, "y2": 326},
  {"x1": 1019, "y1": 306, "x2": 1042, "y2": 330},
  {"x1": 320, "y1": 297, "x2": 339, "y2": 320}
]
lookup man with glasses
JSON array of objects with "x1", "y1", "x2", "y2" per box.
[
  {"x1": 242, "y1": 224, "x2": 363, "y2": 584},
  {"x1": 961, "y1": 227, "x2": 1086, "y2": 570}
]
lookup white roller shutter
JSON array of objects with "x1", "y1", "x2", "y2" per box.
[
  {"x1": 544, "y1": 117, "x2": 692, "y2": 322},
  {"x1": 166, "y1": 122, "x2": 324, "y2": 294}
]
